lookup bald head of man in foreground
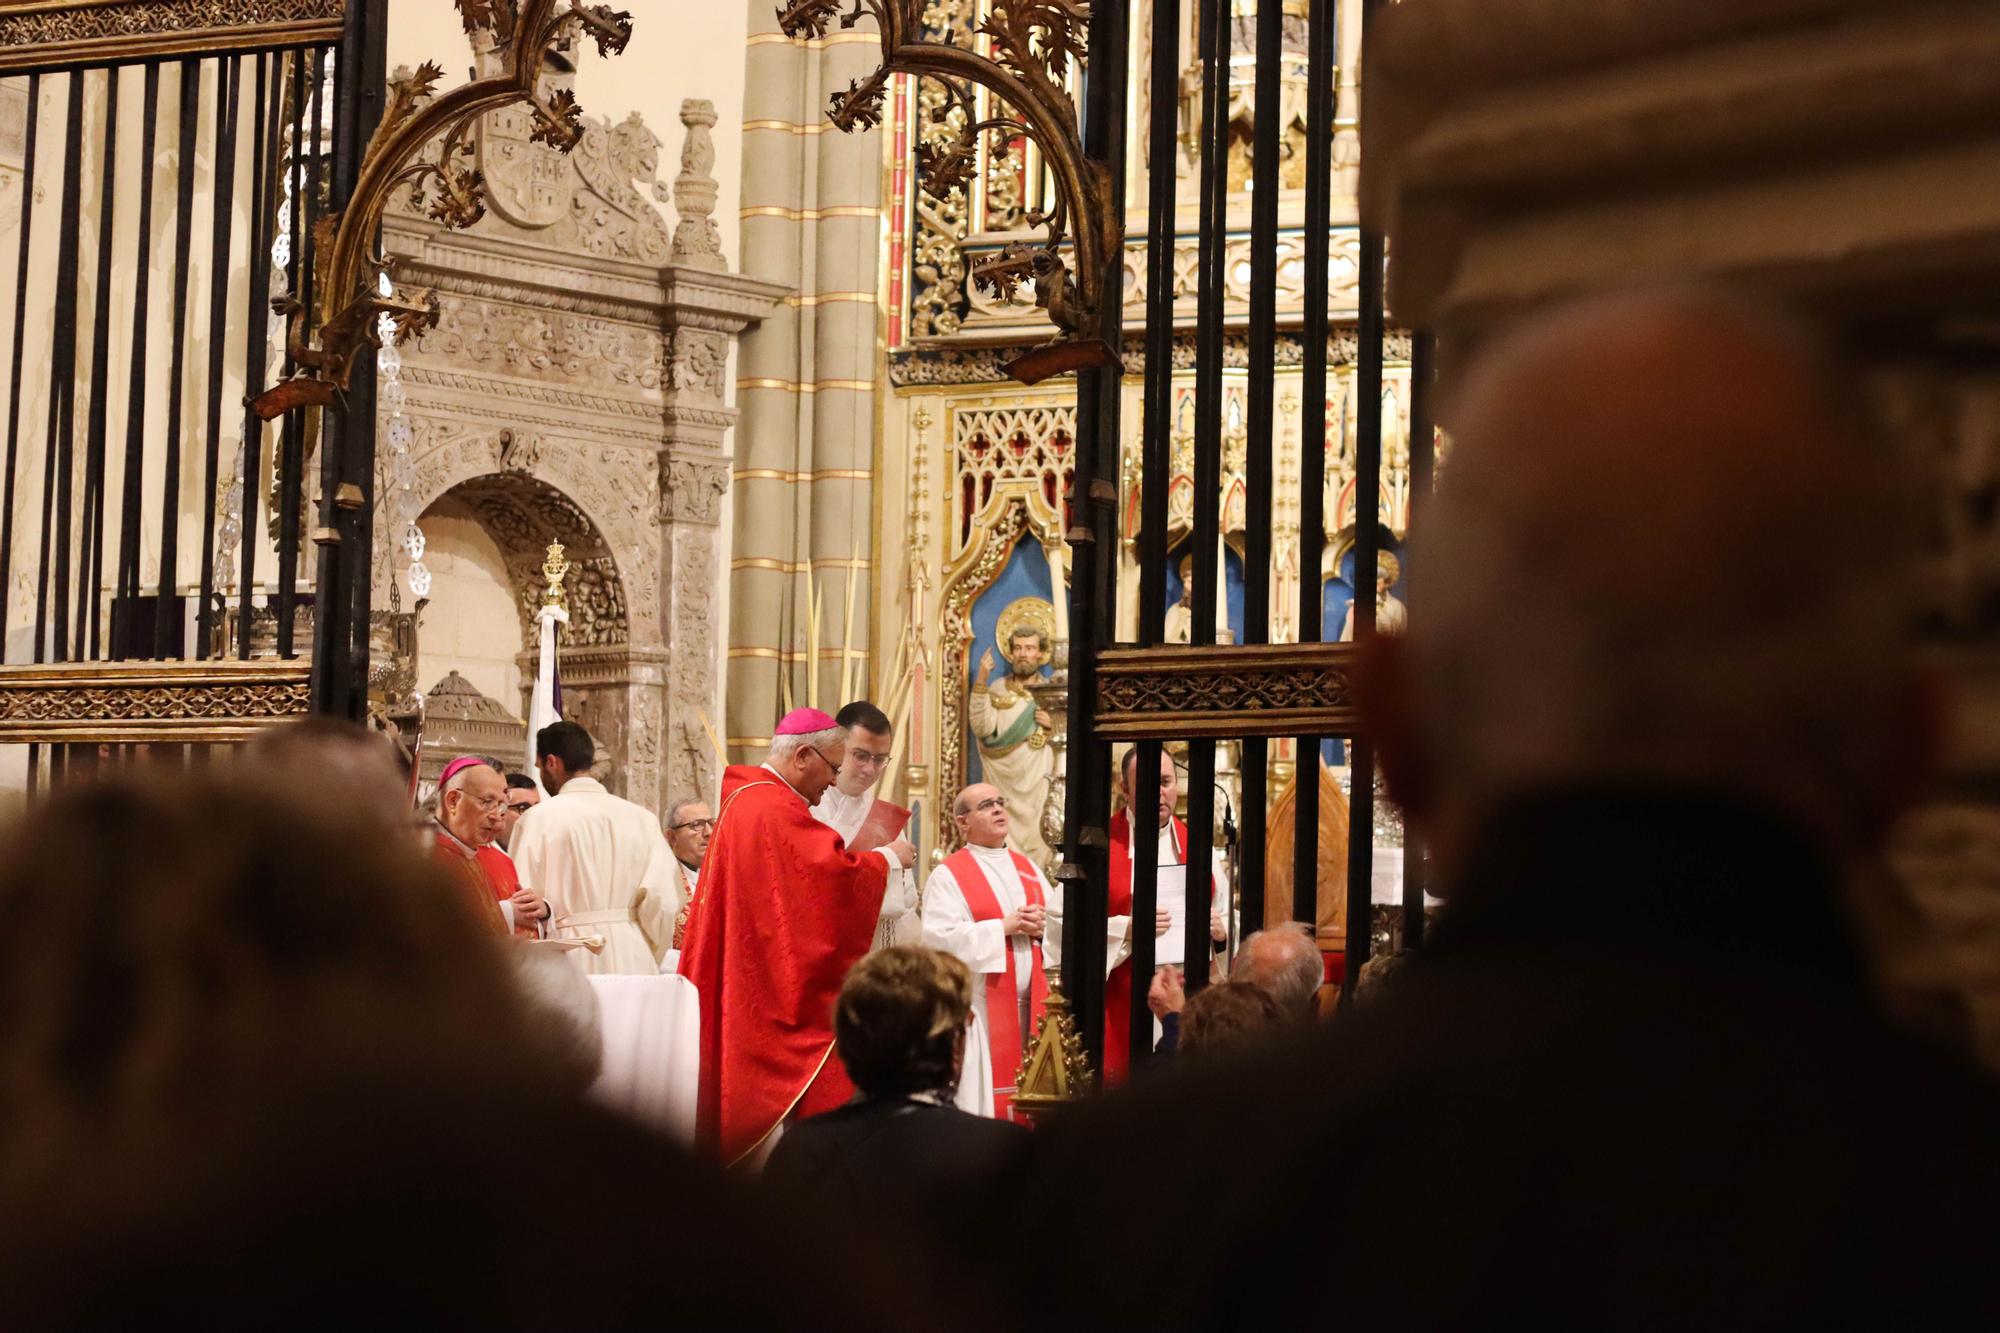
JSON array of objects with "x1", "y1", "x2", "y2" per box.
[
  {"x1": 1365, "y1": 286, "x2": 1936, "y2": 880},
  {"x1": 1005, "y1": 288, "x2": 2000, "y2": 1332}
]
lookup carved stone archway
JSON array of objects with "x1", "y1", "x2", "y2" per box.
[
  {"x1": 430, "y1": 470, "x2": 647, "y2": 799},
  {"x1": 401, "y1": 422, "x2": 662, "y2": 804}
]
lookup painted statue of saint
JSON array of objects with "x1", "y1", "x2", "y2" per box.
[
  {"x1": 969, "y1": 622, "x2": 1056, "y2": 871},
  {"x1": 1164, "y1": 554, "x2": 1196, "y2": 646},
  {"x1": 1165, "y1": 552, "x2": 1235, "y2": 646},
  {"x1": 1341, "y1": 549, "x2": 1407, "y2": 640}
]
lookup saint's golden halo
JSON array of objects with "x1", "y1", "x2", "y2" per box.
[{"x1": 993, "y1": 595, "x2": 1056, "y2": 660}]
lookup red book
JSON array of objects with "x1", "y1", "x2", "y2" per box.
[{"x1": 847, "y1": 799, "x2": 911, "y2": 854}]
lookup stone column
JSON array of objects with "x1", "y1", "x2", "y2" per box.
[
  {"x1": 660, "y1": 97, "x2": 789, "y2": 810},
  {"x1": 729, "y1": 6, "x2": 883, "y2": 759}
]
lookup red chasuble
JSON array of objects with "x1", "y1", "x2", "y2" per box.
[
  {"x1": 940, "y1": 847, "x2": 1048, "y2": 1121},
  {"x1": 1106, "y1": 809, "x2": 1207, "y2": 1085},
  {"x1": 680, "y1": 764, "x2": 891, "y2": 1166},
  {"x1": 429, "y1": 831, "x2": 510, "y2": 936}
]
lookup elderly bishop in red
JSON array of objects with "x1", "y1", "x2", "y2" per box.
[{"x1": 679, "y1": 708, "x2": 918, "y2": 1167}]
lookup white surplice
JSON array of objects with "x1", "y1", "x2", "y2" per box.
[
  {"x1": 1144, "y1": 823, "x2": 1232, "y2": 957},
  {"x1": 812, "y1": 783, "x2": 918, "y2": 949},
  {"x1": 511, "y1": 776, "x2": 678, "y2": 975},
  {"x1": 923, "y1": 843, "x2": 1117, "y2": 1118}
]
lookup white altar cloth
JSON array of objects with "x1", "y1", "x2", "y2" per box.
[{"x1": 586, "y1": 973, "x2": 700, "y2": 1144}]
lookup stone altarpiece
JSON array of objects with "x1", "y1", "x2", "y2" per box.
[{"x1": 380, "y1": 76, "x2": 784, "y2": 812}]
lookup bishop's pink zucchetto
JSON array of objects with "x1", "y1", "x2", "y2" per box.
[
  {"x1": 437, "y1": 755, "x2": 487, "y2": 788},
  {"x1": 774, "y1": 707, "x2": 839, "y2": 736}
]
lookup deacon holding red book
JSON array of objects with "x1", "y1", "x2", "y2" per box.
[
  {"x1": 811, "y1": 699, "x2": 916, "y2": 950},
  {"x1": 678, "y1": 708, "x2": 918, "y2": 1167}
]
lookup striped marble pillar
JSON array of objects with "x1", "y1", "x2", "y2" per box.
[{"x1": 728, "y1": 7, "x2": 883, "y2": 756}]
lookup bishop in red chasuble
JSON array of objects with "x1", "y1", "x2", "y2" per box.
[{"x1": 679, "y1": 709, "x2": 915, "y2": 1167}]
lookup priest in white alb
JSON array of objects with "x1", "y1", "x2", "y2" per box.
[
  {"x1": 922, "y1": 780, "x2": 1066, "y2": 1121},
  {"x1": 510, "y1": 719, "x2": 679, "y2": 975},
  {"x1": 812, "y1": 700, "x2": 917, "y2": 950}
]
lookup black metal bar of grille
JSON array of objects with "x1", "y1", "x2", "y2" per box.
[
  {"x1": 1237, "y1": 0, "x2": 1285, "y2": 960},
  {"x1": 1178, "y1": 0, "x2": 1231, "y2": 1014},
  {"x1": 1127, "y1": 0, "x2": 1181, "y2": 1073},
  {"x1": 1402, "y1": 329, "x2": 1436, "y2": 950},
  {"x1": 1139, "y1": 5, "x2": 1177, "y2": 651},
  {"x1": 1293, "y1": 0, "x2": 1336, "y2": 929},
  {"x1": 345, "y1": 14, "x2": 385, "y2": 718},
  {"x1": 1060, "y1": 0, "x2": 1128, "y2": 1086},
  {"x1": 39, "y1": 71, "x2": 87, "y2": 669},
  {"x1": 274, "y1": 50, "x2": 307, "y2": 659},
  {"x1": 0, "y1": 44, "x2": 313, "y2": 770},
  {"x1": 195, "y1": 55, "x2": 241, "y2": 660},
  {"x1": 114, "y1": 63, "x2": 160, "y2": 663},
  {"x1": 238, "y1": 51, "x2": 279, "y2": 662},
  {"x1": 1192, "y1": 0, "x2": 1226, "y2": 649},
  {"x1": 308, "y1": 36, "x2": 353, "y2": 715},
  {"x1": 340, "y1": 26, "x2": 378, "y2": 712},
  {"x1": 1345, "y1": 0, "x2": 1386, "y2": 996},
  {"x1": 80, "y1": 68, "x2": 120, "y2": 662},
  {"x1": 0, "y1": 72, "x2": 40, "y2": 665},
  {"x1": 155, "y1": 58, "x2": 201, "y2": 662}
]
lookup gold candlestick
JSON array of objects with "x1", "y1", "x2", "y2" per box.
[{"x1": 541, "y1": 541, "x2": 570, "y2": 613}]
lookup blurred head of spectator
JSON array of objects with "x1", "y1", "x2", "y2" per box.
[
  {"x1": 1179, "y1": 982, "x2": 1287, "y2": 1058},
  {"x1": 1233, "y1": 923, "x2": 1324, "y2": 1021},
  {"x1": 242, "y1": 716, "x2": 414, "y2": 832},
  {"x1": 1351, "y1": 949, "x2": 1415, "y2": 1008},
  {"x1": 0, "y1": 772, "x2": 543, "y2": 1188},
  {"x1": 1367, "y1": 287, "x2": 1930, "y2": 882},
  {"x1": 833, "y1": 946, "x2": 974, "y2": 1100}
]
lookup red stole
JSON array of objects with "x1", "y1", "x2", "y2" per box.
[
  {"x1": 679, "y1": 765, "x2": 891, "y2": 1166},
  {"x1": 1105, "y1": 810, "x2": 1205, "y2": 1085},
  {"x1": 942, "y1": 847, "x2": 1049, "y2": 1121}
]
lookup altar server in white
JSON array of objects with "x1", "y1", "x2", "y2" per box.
[
  {"x1": 813, "y1": 700, "x2": 919, "y2": 950},
  {"x1": 921, "y1": 781, "x2": 1064, "y2": 1121},
  {"x1": 511, "y1": 719, "x2": 679, "y2": 975}
]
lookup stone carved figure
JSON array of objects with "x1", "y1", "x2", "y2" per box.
[
  {"x1": 571, "y1": 112, "x2": 673, "y2": 265},
  {"x1": 663, "y1": 456, "x2": 729, "y2": 526},
  {"x1": 497, "y1": 428, "x2": 543, "y2": 473},
  {"x1": 969, "y1": 598, "x2": 1057, "y2": 870},
  {"x1": 670, "y1": 328, "x2": 728, "y2": 397}
]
